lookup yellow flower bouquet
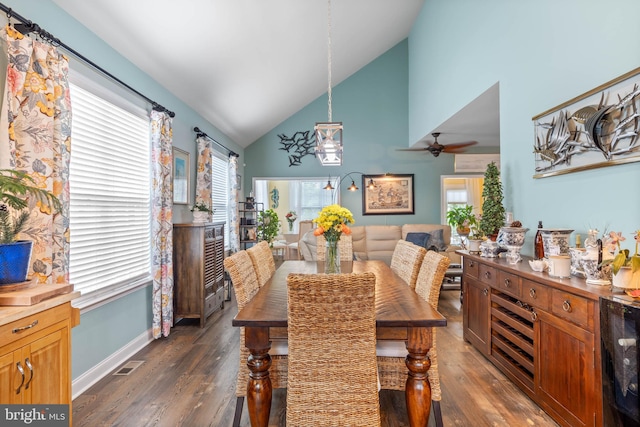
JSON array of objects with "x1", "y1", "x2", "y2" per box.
[{"x1": 312, "y1": 204, "x2": 354, "y2": 243}]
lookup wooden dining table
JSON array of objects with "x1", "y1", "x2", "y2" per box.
[{"x1": 232, "y1": 260, "x2": 447, "y2": 427}]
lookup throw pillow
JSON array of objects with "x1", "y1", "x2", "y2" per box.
[
  {"x1": 405, "y1": 232, "x2": 430, "y2": 248},
  {"x1": 426, "y1": 229, "x2": 447, "y2": 252}
]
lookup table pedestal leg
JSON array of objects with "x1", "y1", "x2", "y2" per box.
[
  {"x1": 405, "y1": 327, "x2": 432, "y2": 427},
  {"x1": 245, "y1": 327, "x2": 272, "y2": 427}
]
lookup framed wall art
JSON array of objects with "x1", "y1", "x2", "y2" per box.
[
  {"x1": 533, "y1": 67, "x2": 640, "y2": 178},
  {"x1": 362, "y1": 174, "x2": 414, "y2": 215},
  {"x1": 172, "y1": 147, "x2": 189, "y2": 204}
]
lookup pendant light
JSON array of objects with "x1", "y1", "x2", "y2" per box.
[{"x1": 315, "y1": 0, "x2": 343, "y2": 166}]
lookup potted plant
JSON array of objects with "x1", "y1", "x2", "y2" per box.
[
  {"x1": 190, "y1": 201, "x2": 214, "y2": 222},
  {"x1": 601, "y1": 230, "x2": 640, "y2": 294},
  {"x1": 258, "y1": 209, "x2": 280, "y2": 247},
  {"x1": 446, "y1": 204, "x2": 476, "y2": 236},
  {"x1": 0, "y1": 169, "x2": 61, "y2": 284},
  {"x1": 478, "y1": 161, "x2": 506, "y2": 240},
  {"x1": 467, "y1": 216, "x2": 485, "y2": 253}
]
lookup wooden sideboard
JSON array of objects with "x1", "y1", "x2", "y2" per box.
[
  {"x1": 173, "y1": 222, "x2": 225, "y2": 327},
  {"x1": 460, "y1": 251, "x2": 612, "y2": 427},
  {"x1": 0, "y1": 292, "x2": 80, "y2": 423}
]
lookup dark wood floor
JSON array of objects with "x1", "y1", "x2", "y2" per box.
[{"x1": 72, "y1": 283, "x2": 559, "y2": 426}]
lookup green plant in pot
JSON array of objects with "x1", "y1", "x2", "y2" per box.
[
  {"x1": 258, "y1": 209, "x2": 280, "y2": 247},
  {"x1": 446, "y1": 204, "x2": 476, "y2": 236},
  {"x1": 478, "y1": 161, "x2": 505, "y2": 241},
  {"x1": 0, "y1": 169, "x2": 61, "y2": 284}
]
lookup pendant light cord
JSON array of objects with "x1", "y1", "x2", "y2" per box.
[{"x1": 327, "y1": 0, "x2": 333, "y2": 122}]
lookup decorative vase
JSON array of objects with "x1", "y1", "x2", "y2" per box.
[
  {"x1": 497, "y1": 227, "x2": 529, "y2": 264},
  {"x1": 612, "y1": 267, "x2": 640, "y2": 290},
  {"x1": 288, "y1": 222, "x2": 294, "y2": 232},
  {"x1": 540, "y1": 228, "x2": 574, "y2": 256},
  {"x1": 324, "y1": 239, "x2": 341, "y2": 274},
  {"x1": 468, "y1": 239, "x2": 482, "y2": 254},
  {"x1": 0, "y1": 241, "x2": 33, "y2": 284},
  {"x1": 193, "y1": 211, "x2": 209, "y2": 222}
]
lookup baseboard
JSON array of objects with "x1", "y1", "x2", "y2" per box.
[{"x1": 72, "y1": 328, "x2": 154, "y2": 399}]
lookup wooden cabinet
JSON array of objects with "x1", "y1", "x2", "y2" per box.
[
  {"x1": 460, "y1": 252, "x2": 605, "y2": 427},
  {"x1": 173, "y1": 222, "x2": 225, "y2": 327},
  {"x1": 0, "y1": 294, "x2": 79, "y2": 417}
]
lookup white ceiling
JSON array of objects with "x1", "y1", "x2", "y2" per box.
[{"x1": 52, "y1": 0, "x2": 428, "y2": 148}]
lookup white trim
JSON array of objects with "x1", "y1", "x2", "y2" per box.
[
  {"x1": 72, "y1": 328, "x2": 154, "y2": 399},
  {"x1": 72, "y1": 278, "x2": 152, "y2": 312}
]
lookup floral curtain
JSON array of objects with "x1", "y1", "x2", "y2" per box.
[
  {"x1": 150, "y1": 110, "x2": 173, "y2": 338},
  {"x1": 228, "y1": 155, "x2": 239, "y2": 252},
  {"x1": 0, "y1": 26, "x2": 71, "y2": 284},
  {"x1": 195, "y1": 135, "x2": 213, "y2": 208}
]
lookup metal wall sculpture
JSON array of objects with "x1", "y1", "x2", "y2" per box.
[
  {"x1": 278, "y1": 130, "x2": 316, "y2": 166},
  {"x1": 532, "y1": 67, "x2": 640, "y2": 178}
]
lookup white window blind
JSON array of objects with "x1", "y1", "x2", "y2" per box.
[
  {"x1": 68, "y1": 83, "x2": 151, "y2": 297},
  {"x1": 211, "y1": 153, "x2": 230, "y2": 246}
]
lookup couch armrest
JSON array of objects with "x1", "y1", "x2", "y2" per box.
[{"x1": 443, "y1": 244, "x2": 462, "y2": 265}]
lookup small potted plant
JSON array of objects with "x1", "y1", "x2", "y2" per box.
[
  {"x1": 467, "y1": 216, "x2": 485, "y2": 253},
  {"x1": 190, "y1": 201, "x2": 214, "y2": 222},
  {"x1": 258, "y1": 209, "x2": 281, "y2": 246},
  {"x1": 601, "y1": 230, "x2": 640, "y2": 294},
  {"x1": 0, "y1": 169, "x2": 61, "y2": 284},
  {"x1": 446, "y1": 204, "x2": 476, "y2": 237}
]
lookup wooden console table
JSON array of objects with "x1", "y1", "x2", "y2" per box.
[{"x1": 459, "y1": 251, "x2": 612, "y2": 427}]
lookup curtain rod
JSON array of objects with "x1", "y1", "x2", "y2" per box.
[
  {"x1": 0, "y1": 3, "x2": 175, "y2": 118},
  {"x1": 194, "y1": 127, "x2": 239, "y2": 158}
]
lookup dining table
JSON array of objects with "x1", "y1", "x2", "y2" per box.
[{"x1": 232, "y1": 260, "x2": 447, "y2": 427}]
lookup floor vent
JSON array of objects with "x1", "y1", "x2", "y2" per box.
[{"x1": 113, "y1": 360, "x2": 144, "y2": 376}]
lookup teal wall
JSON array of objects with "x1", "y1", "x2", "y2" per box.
[
  {"x1": 2, "y1": 0, "x2": 243, "y2": 382},
  {"x1": 409, "y1": 0, "x2": 640, "y2": 254},
  {"x1": 246, "y1": 40, "x2": 494, "y2": 225}
]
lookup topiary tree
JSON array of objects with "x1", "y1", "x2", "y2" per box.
[{"x1": 478, "y1": 161, "x2": 505, "y2": 239}]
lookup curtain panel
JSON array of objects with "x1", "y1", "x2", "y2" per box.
[
  {"x1": 150, "y1": 110, "x2": 174, "y2": 338},
  {"x1": 0, "y1": 25, "x2": 71, "y2": 284}
]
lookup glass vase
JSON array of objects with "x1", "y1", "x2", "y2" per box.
[{"x1": 324, "y1": 239, "x2": 341, "y2": 274}]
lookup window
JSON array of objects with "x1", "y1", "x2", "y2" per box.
[
  {"x1": 211, "y1": 152, "x2": 230, "y2": 247},
  {"x1": 68, "y1": 82, "x2": 151, "y2": 307},
  {"x1": 441, "y1": 175, "x2": 483, "y2": 244}
]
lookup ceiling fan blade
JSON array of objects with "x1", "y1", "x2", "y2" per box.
[
  {"x1": 396, "y1": 148, "x2": 430, "y2": 152},
  {"x1": 441, "y1": 141, "x2": 478, "y2": 152}
]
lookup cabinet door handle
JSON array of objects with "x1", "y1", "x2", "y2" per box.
[
  {"x1": 482, "y1": 288, "x2": 489, "y2": 296},
  {"x1": 529, "y1": 288, "x2": 536, "y2": 298},
  {"x1": 562, "y1": 300, "x2": 572, "y2": 312},
  {"x1": 12, "y1": 320, "x2": 38, "y2": 334},
  {"x1": 24, "y1": 358, "x2": 34, "y2": 390},
  {"x1": 469, "y1": 261, "x2": 475, "y2": 267},
  {"x1": 16, "y1": 362, "x2": 25, "y2": 394},
  {"x1": 530, "y1": 310, "x2": 538, "y2": 322},
  {"x1": 504, "y1": 278, "x2": 511, "y2": 287},
  {"x1": 485, "y1": 271, "x2": 491, "y2": 279}
]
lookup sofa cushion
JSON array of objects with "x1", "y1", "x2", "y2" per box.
[
  {"x1": 405, "y1": 232, "x2": 430, "y2": 248},
  {"x1": 426, "y1": 228, "x2": 447, "y2": 252},
  {"x1": 350, "y1": 226, "x2": 368, "y2": 260},
  {"x1": 365, "y1": 225, "x2": 401, "y2": 263}
]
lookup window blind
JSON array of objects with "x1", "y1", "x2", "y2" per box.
[
  {"x1": 68, "y1": 83, "x2": 151, "y2": 296},
  {"x1": 211, "y1": 153, "x2": 230, "y2": 246}
]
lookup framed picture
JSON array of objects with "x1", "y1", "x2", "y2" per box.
[
  {"x1": 172, "y1": 147, "x2": 189, "y2": 205},
  {"x1": 362, "y1": 174, "x2": 414, "y2": 215},
  {"x1": 532, "y1": 67, "x2": 640, "y2": 178}
]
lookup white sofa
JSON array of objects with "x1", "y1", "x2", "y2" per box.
[{"x1": 298, "y1": 224, "x2": 461, "y2": 265}]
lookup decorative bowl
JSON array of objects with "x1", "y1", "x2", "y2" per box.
[
  {"x1": 529, "y1": 259, "x2": 548, "y2": 272},
  {"x1": 498, "y1": 227, "x2": 529, "y2": 248}
]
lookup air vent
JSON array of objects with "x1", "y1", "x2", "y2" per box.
[{"x1": 113, "y1": 360, "x2": 144, "y2": 376}]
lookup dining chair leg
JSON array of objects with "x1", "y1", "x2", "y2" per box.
[
  {"x1": 432, "y1": 400, "x2": 443, "y2": 427},
  {"x1": 232, "y1": 396, "x2": 244, "y2": 427}
]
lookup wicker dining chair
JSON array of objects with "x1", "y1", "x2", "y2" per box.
[
  {"x1": 224, "y1": 250, "x2": 288, "y2": 427},
  {"x1": 377, "y1": 250, "x2": 450, "y2": 427},
  {"x1": 286, "y1": 272, "x2": 381, "y2": 427},
  {"x1": 316, "y1": 233, "x2": 354, "y2": 261},
  {"x1": 246, "y1": 240, "x2": 276, "y2": 287},
  {"x1": 390, "y1": 239, "x2": 427, "y2": 289}
]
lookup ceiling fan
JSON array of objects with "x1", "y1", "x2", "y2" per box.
[{"x1": 397, "y1": 132, "x2": 478, "y2": 157}]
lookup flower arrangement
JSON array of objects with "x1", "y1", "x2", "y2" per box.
[
  {"x1": 285, "y1": 210, "x2": 297, "y2": 232},
  {"x1": 312, "y1": 204, "x2": 354, "y2": 243},
  {"x1": 601, "y1": 230, "x2": 640, "y2": 275},
  {"x1": 190, "y1": 201, "x2": 213, "y2": 213}
]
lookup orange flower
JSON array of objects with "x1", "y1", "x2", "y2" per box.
[
  {"x1": 341, "y1": 225, "x2": 351, "y2": 235},
  {"x1": 313, "y1": 227, "x2": 324, "y2": 236}
]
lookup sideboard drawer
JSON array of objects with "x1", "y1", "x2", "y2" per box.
[
  {"x1": 520, "y1": 279, "x2": 550, "y2": 310},
  {"x1": 551, "y1": 290, "x2": 591, "y2": 329},
  {"x1": 496, "y1": 270, "x2": 520, "y2": 298},
  {"x1": 478, "y1": 263, "x2": 497, "y2": 286},
  {"x1": 464, "y1": 257, "x2": 479, "y2": 279}
]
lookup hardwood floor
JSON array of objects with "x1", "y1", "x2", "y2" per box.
[{"x1": 72, "y1": 285, "x2": 559, "y2": 426}]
